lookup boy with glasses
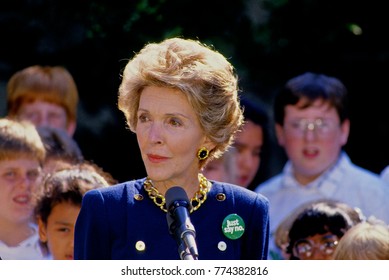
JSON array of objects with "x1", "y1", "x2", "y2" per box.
[{"x1": 255, "y1": 72, "x2": 389, "y2": 259}]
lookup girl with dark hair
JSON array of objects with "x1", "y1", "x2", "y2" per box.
[{"x1": 285, "y1": 200, "x2": 362, "y2": 260}]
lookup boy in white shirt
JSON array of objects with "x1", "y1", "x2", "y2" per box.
[
  {"x1": 255, "y1": 72, "x2": 389, "y2": 259},
  {"x1": 0, "y1": 118, "x2": 46, "y2": 259}
]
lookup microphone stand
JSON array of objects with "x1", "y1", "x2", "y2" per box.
[{"x1": 178, "y1": 243, "x2": 198, "y2": 260}]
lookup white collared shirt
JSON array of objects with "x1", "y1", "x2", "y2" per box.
[
  {"x1": 255, "y1": 152, "x2": 389, "y2": 259},
  {"x1": 381, "y1": 165, "x2": 389, "y2": 184},
  {"x1": 0, "y1": 224, "x2": 47, "y2": 260}
]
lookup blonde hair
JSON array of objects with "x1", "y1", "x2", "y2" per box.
[
  {"x1": 118, "y1": 37, "x2": 243, "y2": 167},
  {"x1": 7, "y1": 65, "x2": 79, "y2": 124},
  {"x1": 333, "y1": 218, "x2": 389, "y2": 260},
  {"x1": 0, "y1": 118, "x2": 46, "y2": 163}
]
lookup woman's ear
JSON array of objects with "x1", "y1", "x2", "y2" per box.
[{"x1": 202, "y1": 136, "x2": 217, "y2": 152}]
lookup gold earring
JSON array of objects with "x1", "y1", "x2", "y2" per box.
[{"x1": 197, "y1": 147, "x2": 209, "y2": 160}]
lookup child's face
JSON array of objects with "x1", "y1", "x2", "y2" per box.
[
  {"x1": 202, "y1": 157, "x2": 230, "y2": 183},
  {"x1": 17, "y1": 100, "x2": 75, "y2": 136},
  {"x1": 0, "y1": 158, "x2": 41, "y2": 224},
  {"x1": 276, "y1": 99, "x2": 349, "y2": 185},
  {"x1": 291, "y1": 232, "x2": 339, "y2": 260},
  {"x1": 233, "y1": 120, "x2": 264, "y2": 188},
  {"x1": 38, "y1": 202, "x2": 80, "y2": 260}
]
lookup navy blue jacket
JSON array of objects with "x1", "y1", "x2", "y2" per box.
[{"x1": 74, "y1": 179, "x2": 269, "y2": 260}]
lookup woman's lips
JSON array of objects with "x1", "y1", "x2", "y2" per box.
[{"x1": 147, "y1": 154, "x2": 169, "y2": 163}]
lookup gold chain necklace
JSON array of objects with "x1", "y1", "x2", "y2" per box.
[{"x1": 143, "y1": 173, "x2": 210, "y2": 213}]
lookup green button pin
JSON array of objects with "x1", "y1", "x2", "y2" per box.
[{"x1": 222, "y1": 214, "x2": 245, "y2": 240}]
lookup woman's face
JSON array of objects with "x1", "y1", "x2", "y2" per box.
[{"x1": 136, "y1": 86, "x2": 211, "y2": 189}]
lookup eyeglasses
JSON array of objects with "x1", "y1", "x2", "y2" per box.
[
  {"x1": 293, "y1": 235, "x2": 339, "y2": 259},
  {"x1": 284, "y1": 118, "x2": 338, "y2": 137}
]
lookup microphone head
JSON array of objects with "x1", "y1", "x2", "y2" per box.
[
  {"x1": 165, "y1": 186, "x2": 198, "y2": 259},
  {"x1": 165, "y1": 186, "x2": 191, "y2": 211}
]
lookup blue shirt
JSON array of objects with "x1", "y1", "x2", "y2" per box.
[{"x1": 74, "y1": 179, "x2": 270, "y2": 260}]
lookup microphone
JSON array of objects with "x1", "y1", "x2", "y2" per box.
[{"x1": 165, "y1": 186, "x2": 199, "y2": 260}]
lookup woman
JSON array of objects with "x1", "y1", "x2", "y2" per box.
[{"x1": 74, "y1": 37, "x2": 270, "y2": 260}]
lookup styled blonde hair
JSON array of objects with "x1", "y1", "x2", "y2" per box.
[
  {"x1": 7, "y1": 65, "x2": 79, "y2": 124},
  {"x1": 333, "y1": 218, "x2": 389, "y2": 260},
  {"x1": 118, "y1": 37, "x2": 243, "y2": 167}
]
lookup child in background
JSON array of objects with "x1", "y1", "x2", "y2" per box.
[
  {"x1": 34, "y1": 163, "x2": 111, "y2": 260},
  {"x1": 233, "y1": 96, "x2": 270, "y2": 190},
  {"x1": 274, "y1": 199, "x2": 364, "y2": 259},
  {"x1": 203, "y1": 95, "x2": 270, "y2": 190},
  {"x1": 6, "y1": 65, "x2": 79, "y2": 137},
  {"x1": 284, "y1": 200, "x2": 362, "y2": 260},
  {"x1": 37, "y1": 125, "x2": 117, "y2": 186},
  {"x1": 333, "y1": 217, "x2": 389, "y2": 260},
  {"x1": 37, "y1": 126, "x2": 84, "y2": 175},
  {"x1": 255, "y1": 72, "x2": 389, "y2": 259},
  {"x1": 202, "y1": 146, "x2": 237, "y2": 183},
  {"x1": 0, "y1": 118, "x2": 46, "y2": 259}
]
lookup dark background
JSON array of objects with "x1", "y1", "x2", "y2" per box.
[{"x1": 0, "y1": 0, "x2": 388, "y2": 184}]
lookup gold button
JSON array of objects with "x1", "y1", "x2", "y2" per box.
[
  {"x1": 218, "y1": 241, "x2": 227, "y2": 251},
  {"x1": 135, "y1": 241, "x2": 146, "y2": 251},
  {"x1": 134, "y1": 194, "x2": 144, "y2": 201},
  {"x1": 216, "y1": 193, "x2": 226, "y2": 201}
]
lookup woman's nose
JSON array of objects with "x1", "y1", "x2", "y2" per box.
[{"x1": 148, "y1": 123, "x2": 163, "y2": 144}]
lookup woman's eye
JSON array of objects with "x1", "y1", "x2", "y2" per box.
[
  {"x1": 169, "y1": 118, "x2": 182, "y2": 127},
  {"x1": 138, "y1": 114, "x2": 149, "y2": 123}
]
